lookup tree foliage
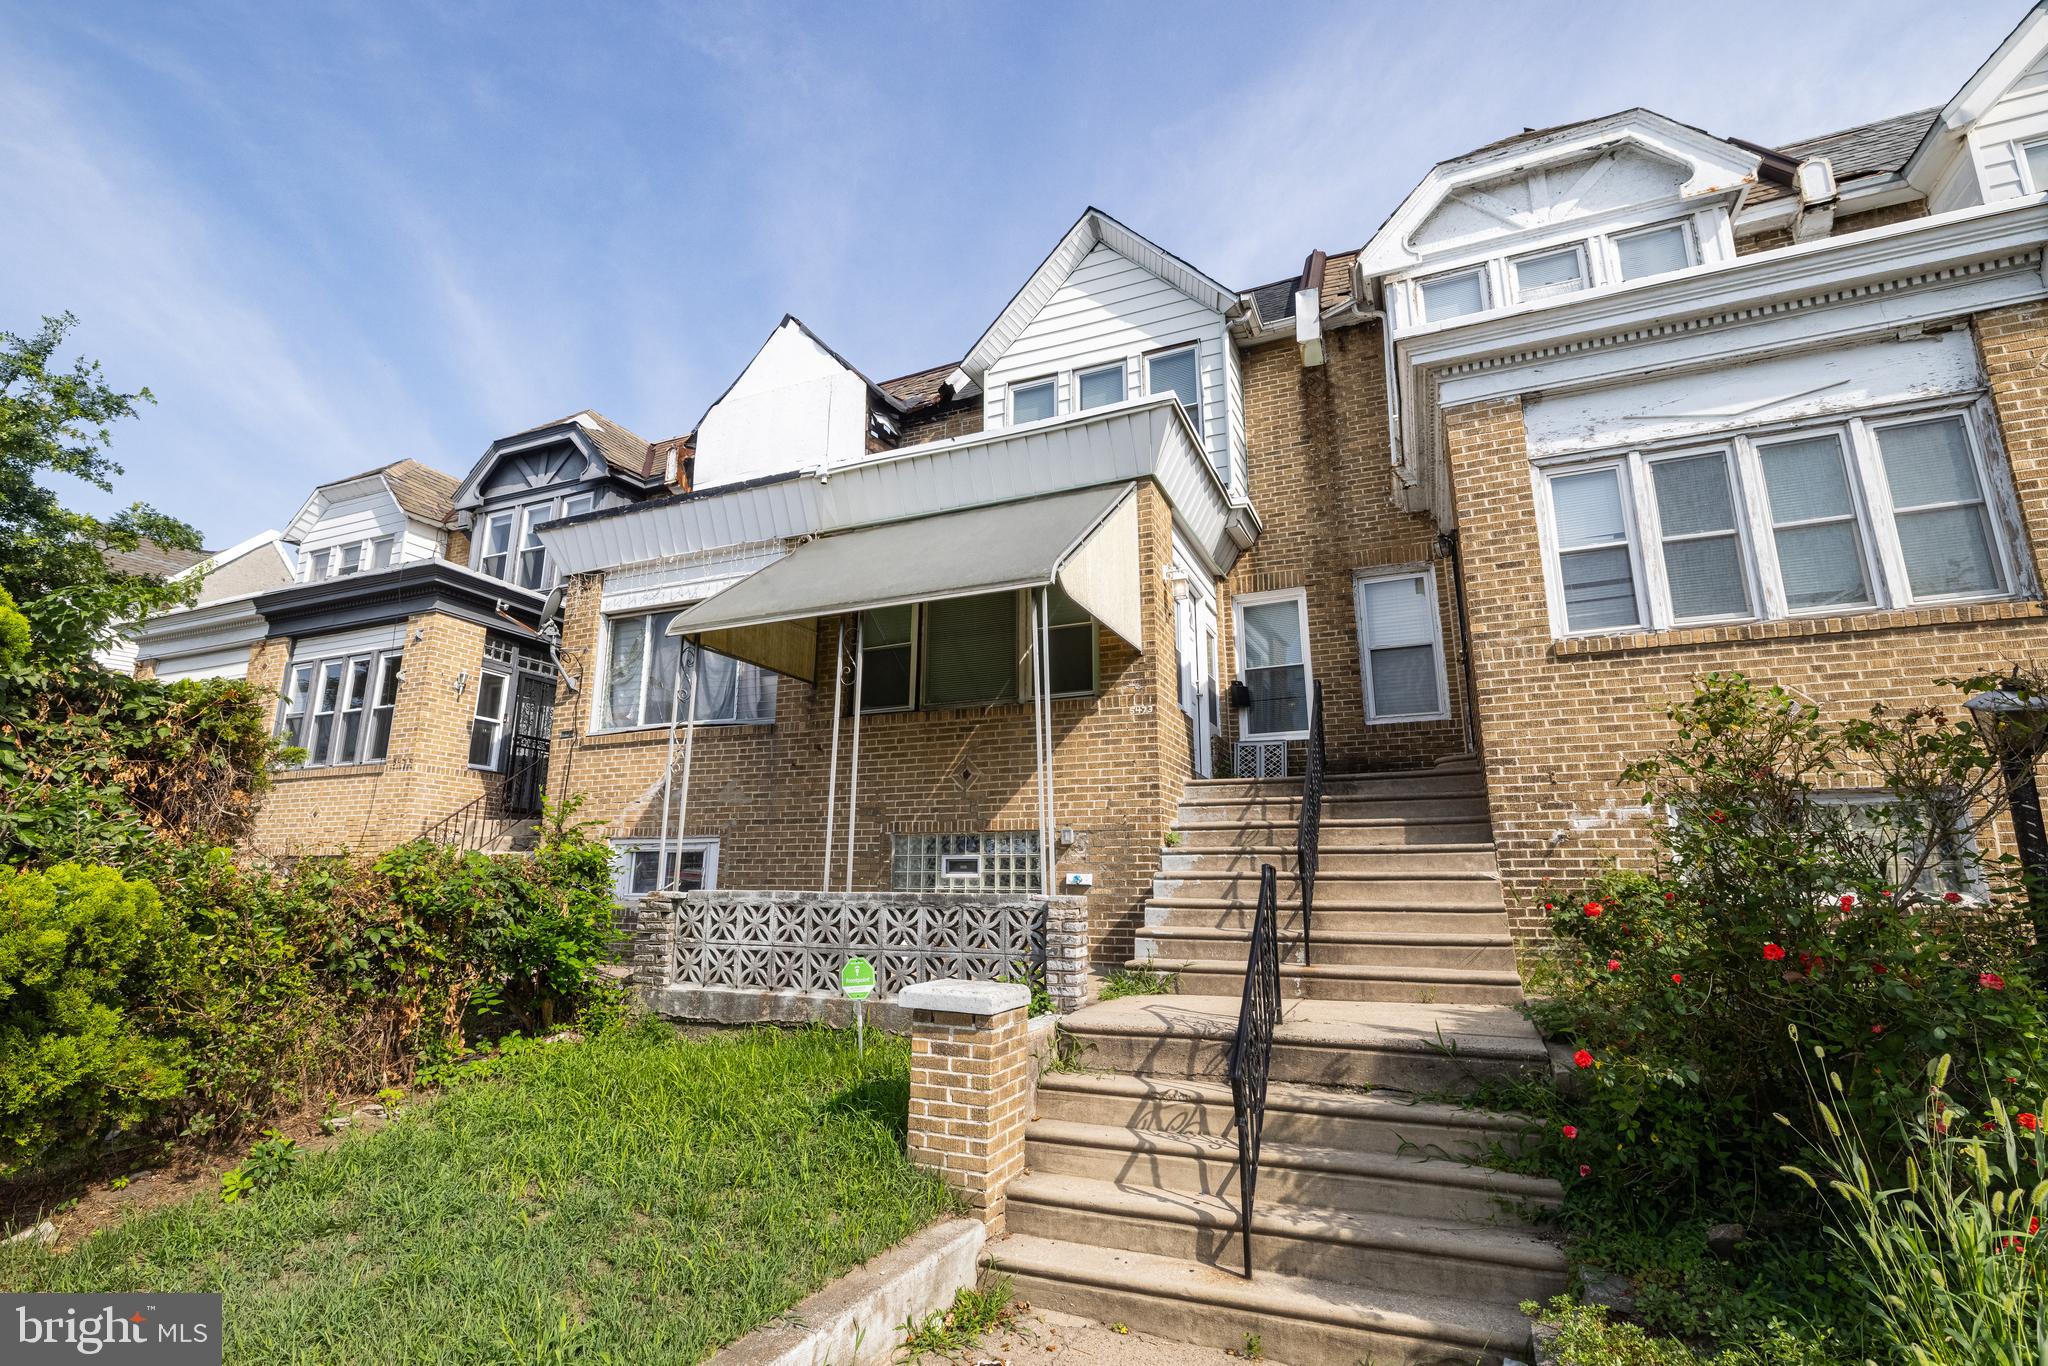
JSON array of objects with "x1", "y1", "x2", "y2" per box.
[{"x1": 0, "y1": 313, "x2": 202, "y2": 661}]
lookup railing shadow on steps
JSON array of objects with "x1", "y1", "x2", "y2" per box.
[
  {"x1": 1225, "y1": 862, "x2": 1281, "y2": 1279},
  {"x1": 1296, "y1": 680, "x2": 1324, "y2": 968},
  {"x1": 419, "y1": 750, "x2": 547, "y2": 852}
]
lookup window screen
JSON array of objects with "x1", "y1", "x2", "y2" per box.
[
  {"x1": 1651, "y1": 453, "x2": 1750, "y2": 620},
  {"x1": 1550, "y1": 467, "x2": 1640, "y2": 631},
  {"x1": 1758, "y1": 433, "x2": 1872, "y2": 611},
  {"x1": 1875, "y1": 416, "x2": 2004, "y2": 599},
  {"x1": 923, "y1": 593, "x2": 1019, "y2": 707},
  {"x1": 1357, "y1": 574, "x2": 1442, "y2": 720}
]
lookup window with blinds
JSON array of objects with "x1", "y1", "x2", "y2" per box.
[
  {"x1": 922, "y1": 593, "x2": 1018, "y2": 708},
  {"x1": 1353, "y1": 572, "x2": 1447, "y2": 722}
]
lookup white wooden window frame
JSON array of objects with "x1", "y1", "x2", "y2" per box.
[
  {"x1": 1007, "y1": 375, "x2": 1058, "y2": 426},
  {"x1": 2020, "y1": 137, "x2": 2048, "y2": 195},
  {"x1": 1415, "y1": 263, "x2": 1493, "y2": 324},
  {"x1": 476, "y1": 509, "x2": 518, "y2": 581},
  {"x1": 1075, "y1": 361, "x2": 1127, "y2": 411},
  {"x1": 469, "y1": 666, "x2": 512, "y2": 770},
  {"x1": 590, "y1": 610, "x2": 774, "y2": 733},
  {"x1": 276, "y1": 647, "x2": 403, "y2": 767},
  {"x1": 856, "y1": 590, "x2": 1100, "y2": 715},
  {"x1": 1605, "y1": 219, "x2": 1698, "y2": 283},
  {"x1": 1232, "y1": 586, "x2": 1314, "y2": 742},
  {"x1": 1532, "y1": 396, "x2": 2026, "y2": 638},
  {"x1": 611, "y1": 837, "x2": 720, "y2": 900},
  {"x1": 1144, "y1": 343, "x2": 1202, "y2": 428},
  {"x1": 1508, "y1": 242, "x2": 1591, "y2": 304},
  {"x1": 1352, "y1": 565, "x2": 1451, "y2": 725}
]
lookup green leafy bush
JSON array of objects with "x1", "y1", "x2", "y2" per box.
[
  {"x1": 1522, "y1": 674, "x2": 2044, "y2": 1231},
  {"x1": 1522, "y1": 1296, "x2": 1836, "y2": 1365},
  {"x1": 0, "y1": 864, "x2": 188, "y2": 1177}
]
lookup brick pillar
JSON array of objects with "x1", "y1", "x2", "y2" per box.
[{"x1": 900, "y1": 979, "x2": 1031, "y2": 1233}]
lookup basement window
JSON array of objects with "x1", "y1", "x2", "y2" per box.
[{"x1": 892, "y1": 832, "x2": 1041, "y2": 893}]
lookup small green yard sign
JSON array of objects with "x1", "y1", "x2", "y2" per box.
[{"x1": 841, "y1": 956, "x2": 875, "y2": 1000}]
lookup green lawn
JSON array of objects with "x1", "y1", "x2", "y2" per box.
[{"x1": 0, "y1": 1022, "x2": 953, "y2": 1363}]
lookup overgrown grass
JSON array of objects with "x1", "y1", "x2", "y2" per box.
[
  {"x1": 1099, "y1": 967, "x2": 1177, "y2": 1000},
  {"x1": 899, "y1": 1272, "x2": 1016, "y2": 1359},
  {"x1": 0, "y1": 1022, "x2": 952, "y2": 1363}
]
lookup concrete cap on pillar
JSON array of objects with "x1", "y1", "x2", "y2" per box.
[{"x1": 898, "y1": 978, "x2": 1031, "y2": 1017}]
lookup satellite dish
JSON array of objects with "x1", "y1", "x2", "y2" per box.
[{"x1": 539, "y1": 585, "x2": 566, "y2": 627}]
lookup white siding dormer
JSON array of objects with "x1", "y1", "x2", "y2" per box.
[
  {"x1": 286, "y1": 477, "x2": 446, "y2": 582},
  {"x1": 1909, "y1": 6, "x2": 2048, "y2": 212},
  {"x1": 692, "y1": 317, "x2": 876, "y2": 489},
  {"x1": 982, "y1": 242, "x2": 1241, "y2": 492}
]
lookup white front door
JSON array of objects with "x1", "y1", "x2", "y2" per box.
[
  {"x1": 1234, "y1": 589, "x2": 1313, "y2": 740},
  {"x1": 1176, "y1": 578, "x2": 1221, "y2": 778}
]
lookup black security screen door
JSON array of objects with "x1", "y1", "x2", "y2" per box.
[{"x1": 505, "y1": 672, "x2": 554, "y2": 816}]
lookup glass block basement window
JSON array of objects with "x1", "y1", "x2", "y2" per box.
[{"x1": 892, "y1": 832, "x2": 1043, "y2": 893}]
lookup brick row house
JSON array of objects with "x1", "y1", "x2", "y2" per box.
[
  {"x1": 130, "y1": 12, "x2": 2048, "y2": 953},
  {"x1": 124, "y1": 14, "x2": 2048, "y2": 1354}
]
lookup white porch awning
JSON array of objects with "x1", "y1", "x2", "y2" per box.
[{"x1": 666, "y1": 482, "x2": 1142, "y2": 682}]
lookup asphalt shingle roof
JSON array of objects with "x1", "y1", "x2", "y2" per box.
[{"x1": 1745, "y1": 107, "x2": 1939, "y2": 203}]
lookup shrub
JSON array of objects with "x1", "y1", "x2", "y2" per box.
[
  {"x1": 1786, "y1": 1046, "x2": 2048, "y2": 1363},
  {"x1": 1522, "y1": 1296, "x2": 1836, "y2": 1365},
  {"x1": 0, "y1": 864, "x2": 188, "y2": 1177},
  {"x1": 1521, "y1": 674, "x2": 2046, "y2": 1235}
]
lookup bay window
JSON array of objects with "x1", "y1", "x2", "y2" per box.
[
  {"x1": 1537, "y1": 401, "x2": 2020, "y2": 637},
  {"x1": 275, "y1": 647, "x2": 404, "y2": 767},
  {"x1": 599, "y1": 610, "x2": 776, "y2": 730}
]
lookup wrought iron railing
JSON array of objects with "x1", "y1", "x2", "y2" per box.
[
  {"x1": 1295, "y1": 681, "x2": 1325, "y2": 966},
  {"x1": 419, "y1": 749, "x2": 547, "y2": 851},
  {"x1": 1226, "y1": 863, "x2": 1281, "y2": 1279}
]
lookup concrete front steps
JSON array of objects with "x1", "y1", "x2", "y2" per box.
[{"x1": 987, "y1": 758, "x2": 1562, "y2": 1363}]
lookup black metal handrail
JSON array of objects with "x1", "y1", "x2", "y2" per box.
[
  {"x1": 1295, "y1": 681, "x2": 1325, "y2": 966},
  {"x1": 419, "y1": 749, "x2": 546, "y2": 851},
  {"x1": 1226, "y1": 862, "x2": 1282, "y2": 1279}
]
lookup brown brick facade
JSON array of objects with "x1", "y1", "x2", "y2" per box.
[
  {"x1": 1225, "y1": 322, "x2": 1471, "y2": 773},
  {"x1": 545, "y1": 480, "x2": 1195, "y2": 966},
  {"x1": 1443, "y1": 302, "x2": 2048, "y2": 942},
  {"x1": 245, "y1": 612, "x2": 502, "y2": 856}
]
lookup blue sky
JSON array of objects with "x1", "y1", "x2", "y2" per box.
[{"x1": 1, "y1": 0, "x2": 2023, "y2": 548}]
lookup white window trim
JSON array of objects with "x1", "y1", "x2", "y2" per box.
[
  {"x1": 589, "y1": 610, "x2": 776, "y2": 734},
  {"x1": 1606, "y1": 219, "x2": 1698, "y2": 283},
  {"x1": 476, "y1": 492, "x2": 596, "y2": 589},
  {"x1": 1508, "y1": 242, "x2": 1591, "y2": 304},
  {"x1": 303, "y1": 534, "x2": 401, "y2": 582},
  {"x1": 1007, "y1": 375, "x2": 1059, "y2": 427},
  {"x1": 1415, "y1": 263, "x2": 1493, "y2": 324},
  {"x1": 469, "y1": 665, "x2": 512, "y2": 770},
  {"x1": 476, "y1": 509, "x2": 518, "y2": 581},
  {"x1": 1352, "y1": 566, "x2": 1451, "y2": 724},
  {"x1": 1232, "y1": 586, "x2": 1314, "y2": 741},
  {"x1": 857, "y1": 605, "x2": 919, "y2": 715},
  {"x1": 1532, "y1": 397, "x2": 2026, "y2": 639},
  {"x1": 1075, "y1": 361, "x2": 1127, "y2": 411},
  {"x1": 610, "y1": 837, "x2": 721, "y2": 901},
  {"x1": 2019, "y1": 137, "x2": 2048, "y2": 195},
  {"x1": 1144, "y1": 343, "x2": 1202, "y2": 425},
  {"x1": 277, "y1": 647, "x2": 404, "y2": 768}
]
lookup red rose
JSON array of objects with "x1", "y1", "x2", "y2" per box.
[
  {"x1": 1762, "y1": 943, "x2": 1787, "y2": 962},
  {"x1": 1583, "y1": 902, "x2": 1603, "y2": 918},
  {"x1": 1544, "y1": 902, "x2": 1555, "y2": 912},
  {"x1": 1870, "y1": 962, "x2": 1888, "y2": 975},
  {"x1": 1573, "y1": 1049, "x2": 1594, "y2": 1069},
  {"x1": 2033, "y1": 1216, "x2": 2041, "y2": 1235},
  {"x1": 1982, "y1": 972, "x2": 2007, "y2": 991},
  {"x1": 2008, "y1": 1077, "x2": 2021, "y2": 1086},
  {"x1": 1670, "y1": 972, "x2": 1684, "y2": 985},
  {"x1": 1664, "y1": 892, "x2": 1676, "y2": 902},
  {"x1": 1872, "y1": 1024, "x2": 1884, "y2": 1035},
  {"x1": 2020, "y1": 1113, "x2": 2039, "y2": 1131},
  {"x1": 1710, "y1": 810, "x2": 1726, "y2": 823},
  {"x1": 1578, "y1": 1164, "x2": 1592, "y2": 1178},
  {"x1": 1606, "y1": 959, "x2": 1621, "y2": 971},
  {"x1": 1944, "y1": 891, "x2": 1963, "y2": 904},
  {"x1": 1562, "y1": 1125, "x2": 1578, "y2": 1139},
  {"x1": 1840, "y1": 894, "x2": 1856, "y2": 910}
]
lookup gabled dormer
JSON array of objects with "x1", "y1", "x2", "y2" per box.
[
  {"x1": 1906, "y1": 3, "x2": 2048, "y2": 212},
  {"x1": 284, "y1": 459, "x2": 458, "y2": 582},
  {"x1": 1359, "y1": 110, "x2": 1761, "y2": 333},
  {"x1": 954, "y1": 208, "x2": 1246, "y2": 496},
  {"x1": 455, "y1": 411, "x2": 665, "y2": 592},
  {"x1": 689, "y1": 317, "x2": 912, "y2": 490}
]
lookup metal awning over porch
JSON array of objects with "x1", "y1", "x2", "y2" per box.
[{"x1": 663, "y1": 482, "x2": 1142, "y2": 681}]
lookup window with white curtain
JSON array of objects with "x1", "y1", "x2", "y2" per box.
[
  {"x1": 1010, "y1": 378, "x2": 1056, "y2": 424},
  {"x1": 599, "y1": 611, "x2": 777, "y2": 730},
  {"x1": 1353, "y1": 570, "x2": 1448, "y2": 723},
  {"x1": 1236, "y1": 591, "x2": 1310, "y2": 737},
  {"x1": 1538, "y1": 402, "x2": 2018, "y2": 637},
  {"x1": 1077, "y1": 363, "x2": 1125, "y2": 411},
  {"x1": 1613, "y1": 222, "x2": 1695, "y2": 281},
  {"x1": 1419, "y1": 266, "x2": 1488, "y2": 322}
]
